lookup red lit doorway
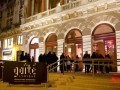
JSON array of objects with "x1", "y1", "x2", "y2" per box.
[
  {"x1": 45, "y1": 33, "x2": 57, "y2": 54},
  {"x1": 92, "y1": 23, "x2": 117, "y2": 71},
  {"x1": 64, "y1": 29, "x2": 82, "y2": 60},
  {"x1": 29, "y1": 37, "x2": 39, "y2": 62}
]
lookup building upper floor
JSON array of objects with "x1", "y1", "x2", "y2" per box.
[
  {"x1": 20, "y1": 0, "x2": 120, "y2": 31},
  {"x1": 0, "y1": 0, "x2": 24, "y2": 33},
  {"x1": 0, "y1": 0, "x2": 120, "y2": 37}
]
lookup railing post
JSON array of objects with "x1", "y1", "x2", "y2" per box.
[
  {"x1": 63, "y1": 59, "x2": 64, "y2": 75},
  {"x1": 92, "y1": 59, "x2": 94, "y2": 78},
  {"x1": 46, "y1": 66, "x2": 49, "y2": 88}
]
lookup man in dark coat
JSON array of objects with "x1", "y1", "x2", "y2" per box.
[
  {"x1": 83, "y1": 51, "x2": 90, "y2": 73},
  {"x1": 60, "y1": 53, "x2": 65, "y2": 73}
]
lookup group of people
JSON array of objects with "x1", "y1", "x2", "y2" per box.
[
  {"x1": 38, "y1": 52, "x2": 58, "y2": 72},
  {"x1": 20, "y1": 51, "x2": 34, "y2": 62},
  {"x1": 60, "y1": 53, "x2": 81, "y2": 73},
  {"x1": 83, "y1": 51, "x2": 112, "y2": 73},
  {"x1": 20, "y1": 50, "x2": 112, "y2": 74}
]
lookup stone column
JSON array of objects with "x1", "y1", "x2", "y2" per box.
[
  {"x1": 116, "y1": 31, "x2": 120, "y2": 72},
  {"x1": 82, "y1": 35, "x2": 91, "y2": 72},
  {"x1": 57, "y1": 39, "x2": 64, "y2": 71},
  {"x1": 39, "y1": 42, "x2": 45, "y2": 54},
  {"x1": 46, "y1": 0, "x2": 49, "y2": 10},
  {"x1": 82, "y1": 35, "x2": 92, "y2": 55},
  {"x1": 31, "y1": 0, "x2": 35, "y2": 15},
  {"x1": 57, "y1": 39, "x2": 64, "y2": 58}
]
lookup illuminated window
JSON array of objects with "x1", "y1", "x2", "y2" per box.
[
  {"x1": 31, "y1": 38, "x2": 39, "y2": 44},
  {"x1": 4, "y1": 39, "x2": 8, "y2": 48},
  {"x1": 4, "y1": 38, "x2": 13, "y2": 48},
  {"x1": 18, "y1": 35, "x2": 23, "y2": 45}
]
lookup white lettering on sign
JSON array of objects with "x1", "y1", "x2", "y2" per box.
[{"x1": 14, "y1": 63, "x2": 36, "y2": 78}]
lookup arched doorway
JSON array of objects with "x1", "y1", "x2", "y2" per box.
[
  {"x1": 64, "y1": 29, "x2": 82, "y2": 60},
  {"x1": 29, "y1": 37, "x2": 39, "y2": 62},
  {"x1": 92, "y1": 23, "x2": 117, "y2": 71},
  {"x1": 45, "y1": 33, "x2": 57, "y2": 54}
]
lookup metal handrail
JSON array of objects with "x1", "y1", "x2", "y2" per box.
[
  {"x1": 46, "y1": 58, "x2": 120, "y2": 85},
  {"x1": 46, "y1": 59, "x2": 64, "y2": 84},
  {"x1": 82, "y1": 58, "x2": 120, "y2": 77}
]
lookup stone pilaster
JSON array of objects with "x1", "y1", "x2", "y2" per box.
[
  {"x1": 39, "y1": 42, "x2": 45, "y2": 54},
  {"x1": 57, "y1": 39, "x2": 64, "y2": 71},
  {"x1": 116, "y1": 31, "x2": 120, "y2": 72},
  {"x1": 57, "y1": 39, "x2": 64, "y2": 59},
  {"x1": 82, "y1": 35, "x2": 91, "y2": 55}
]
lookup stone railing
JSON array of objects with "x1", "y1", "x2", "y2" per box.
[{"x1": 24, "y1": 0, "x2": 100, "y2": 23}]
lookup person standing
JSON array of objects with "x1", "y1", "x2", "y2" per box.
[
  {"x1": 38, "y1": 54, "x2": 43, "y2": 62},
  {"x1": 52, "y1": 52, "x2": 58, "y2": 72},
  {"x1": 31, "y1": 56, "x2": 34, "y2": 62},
  {"x1": 91, "y1": 52, "x2": 97, "y2": 73},
  {"x1": 60, "y1": 53, "x2": 65, "y2": 73},
  {"x1": 20, "y1": 51, "x2": 25, "y2": 61},
  {"x1": 83, "y1": 51, "x2": 90, "y2": 73},
  {"x1": 26, "y1": 53, "x2": 31, "y2": 62}
]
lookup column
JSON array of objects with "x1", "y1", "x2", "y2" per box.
[
  {"x1": 57, "y1": 39, "x2": 64, "y2": 71},
  {"x1": 39, "y1": 42, "x2": 45, "y2": 54},
  {"x1": 46, "y1": 0, "x2": 49, "y2": 10},
  {"x1": 31, "y1": 0, "x2": 35, "y2": 15},
  {"x1": 27, "y1": 0, "x2": 31, "y2": 17},
  {"x1": 116, "y1": 31, "x2": 120, "y2": 72},
  {"x1": 57, "y1": 39, "x2": 64, "y2": 58},
  {"x1": 42, "y1": 0, "x2": 45, "y2": 12},
  {"x1": 82, "y1": 35, "x2": 91, "y2": 72},
  {"x1": 82, "y1": 35, "x2": 91, "y2": 55}
]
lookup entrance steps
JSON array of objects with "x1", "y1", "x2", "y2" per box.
[{"x1": 48, "y1": 72, "x2": 120, "y2": 90}]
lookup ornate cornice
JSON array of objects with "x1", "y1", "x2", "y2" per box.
[{"x1": 0, "y1": 28, "x2": 22, "y2": 38}]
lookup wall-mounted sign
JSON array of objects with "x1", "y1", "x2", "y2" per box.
[{"x1": 2, "y1": 50, "x2": 12, "y2": 55}]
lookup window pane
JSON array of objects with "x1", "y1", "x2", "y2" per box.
[
  {"x1": 18, "y1": 35, "x2": 23, "y2": 44},
  {"x1": 5, "y1": 39, "x2": 8, "y2": 48},
  {"x1": 31, "y1": 38, "x2": 39, "y2": 44}
]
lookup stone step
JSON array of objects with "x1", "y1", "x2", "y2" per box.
[
  {"x1": 48, "y1": 72, "x2": 120, "y2": 90},
  {"x1": 55, "y1": 85, "x2": 120, "y2": 90}
]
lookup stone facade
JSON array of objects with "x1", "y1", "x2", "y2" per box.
[{"x1": 0, "y1": 0, "x2": 120, "y2": 71}]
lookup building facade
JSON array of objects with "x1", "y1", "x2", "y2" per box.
[{"x1": 0, "y1": 0, "x2": 120, "y2": 71}]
